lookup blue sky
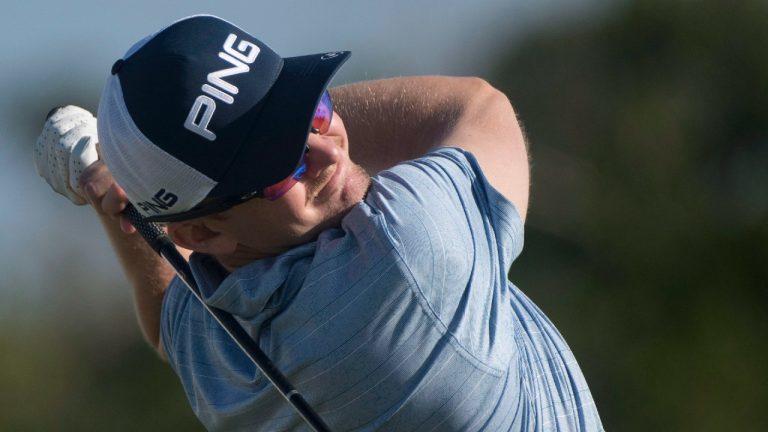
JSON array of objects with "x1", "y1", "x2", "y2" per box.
[{"x1": 0, "y1": 0, "x2": 608, "y2": 324}]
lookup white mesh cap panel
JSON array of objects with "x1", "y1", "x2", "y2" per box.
[{"x1": 97, "y1": 75, "x2": 217, "y2": 219}]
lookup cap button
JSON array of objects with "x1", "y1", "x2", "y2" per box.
[{"x1": 111, "y1": 59, "x2": 125, "y2": 75}]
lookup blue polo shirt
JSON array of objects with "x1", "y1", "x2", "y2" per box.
[{"x1": 161, "y1": 147, "x2": 604, "y2": 431}]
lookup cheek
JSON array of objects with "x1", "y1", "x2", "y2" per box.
[
  {"x1": 263, "y1": 193, "x2": 322, "y2": 239},
  {"x1": 274, "y1": 192, "x2": 344, "y2": 243}
]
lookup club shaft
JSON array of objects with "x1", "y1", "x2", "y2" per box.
[{"x1": 122, "y1": 204, "x2": 331, "y2": 432}]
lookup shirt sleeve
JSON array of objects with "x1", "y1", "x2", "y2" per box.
[
  {"x1": 363, "y1": 147, "x2": 524, "y2": 364},
  {"x1": 160, "y1": 275, "x2": 189, "y2": 366}
]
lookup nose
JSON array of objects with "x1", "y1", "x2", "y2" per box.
[{"x1": 303, "y1": 135, "x2": 341, "y2": 179}]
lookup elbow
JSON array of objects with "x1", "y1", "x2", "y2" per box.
[
  {"x1": 138, "y1": 321, "x2": 169, "y2": 362},
  {"x1": 454, "y1": 77, "x2": 531, "y2": 218},
  {"x1": 462, "y1": 77, "x2": 528, "y2": 155},
  {"x1": 459, "y1": 77, "x2": 522, "y2": 134},
  {"x1": 474, "y1": 78, "x2": 521, "y2": 128},
  {"x1": 156, "y1": 346, "x2": 169, "y2": 362},
  {"x1": 151, "y1": 335, "x2": 169, "y2": 362},
  {"x1": 459, "y1": 77, "x2": 510, "y2": 106}
]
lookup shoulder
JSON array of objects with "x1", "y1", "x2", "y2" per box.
[
  {"x1": 366, "y1": 147, "x2": 523, "y2": 244},
  {"x1": 365, "y1": 147, "x2": 480, "y2": 250},
  {"x1": 359, "y1": 145, "x2": 524, "y2": 299}
]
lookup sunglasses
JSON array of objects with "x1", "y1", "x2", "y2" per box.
[{"x1": 262, "y1": 90, "x2": 333, "y2": 201}]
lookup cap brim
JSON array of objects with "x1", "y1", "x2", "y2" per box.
[{"x1": 208, "y1": 51, "x2": 351, "y2": 200}]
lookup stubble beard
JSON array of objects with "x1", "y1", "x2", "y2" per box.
[{"x1": 309, "y1": 161, "x2": 371, "y2": 238}]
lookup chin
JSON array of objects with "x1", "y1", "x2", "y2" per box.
[
  {"x1": 301, "y1": 162, "x2": 371, "y2": 242},
  {"x1": 341, "y1": 162, "x2": 372, "y2": 203}
]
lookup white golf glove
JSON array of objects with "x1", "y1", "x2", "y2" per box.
[{"x1": 33, "y1": 105, "x2": 100, "y2": 205}]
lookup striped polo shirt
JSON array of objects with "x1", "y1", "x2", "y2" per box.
[{"x1": 161, "y1": 147, "x2": 604, "y2": 431}]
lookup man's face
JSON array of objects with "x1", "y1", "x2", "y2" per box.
[{"x1": 193, "y1": 112, "x2": 371, "y2": 262}]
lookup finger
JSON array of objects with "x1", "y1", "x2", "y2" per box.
[
  {"x1": 52, "y1": 125, "x2": 75, "y2": 197},
  {"x1": 55, "y1": 120, "x2": 97, "y2": 200},
  {"x1": 63, "y1": 183, "x2": 87, "y2": 205},
  {"x1": 119, "y1": 215, "x2": 137, "y2": 234},
  {"x1": 68, "y1": 129, "x2": 99, "y2": 196},
  {"x1": 45, "y1": 106, "x2": 67, "y2": 121},
  {"x1": 35, "y1": 107, "x2": 74, "y2": 182},
  {"x1": 33, "y1": 124, "x2": 53, "y2": 178},
  {"x1": 102, "y1": 183, "x2": 129, "y2": 216},
  {"x1": 81, "y1": 161, "x2": 114, "y2": 208},
  {"x1": 48, "y1": 106, "x2": 93, "y2": 131},
  {"x1": 34, "y1": 106, "x2": 84, "y2": 178}
]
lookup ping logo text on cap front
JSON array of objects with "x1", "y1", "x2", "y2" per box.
[
  {"x1": 136, "y1": 189, "x2": 179, "y2": 215},
  {"x1": 184, "y1": 33, "x2": 261, "y2": 141}
]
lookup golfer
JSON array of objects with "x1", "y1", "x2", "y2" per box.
[{"x1": 34, "y1": 14, "x2": 603, "y2": 431}]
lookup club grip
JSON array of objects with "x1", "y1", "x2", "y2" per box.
[{"x1": 121, "y1": 204, "x2": 172, "y2": 255}]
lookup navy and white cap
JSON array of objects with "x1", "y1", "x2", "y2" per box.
[{"x1": 97, "y1": 15, "x2": 350, "y2": 222}]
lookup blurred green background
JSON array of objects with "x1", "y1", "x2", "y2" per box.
[
  {"x1": 503, "y1": 1, "x2": 768, "y2": 430},
  {"x1": 2, "y1": 1, "x2": 766, "y2": 430}
]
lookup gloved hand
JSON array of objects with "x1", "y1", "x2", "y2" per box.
[{"x1": 33, "y1": 105, "x2": 99, "y2": 205}]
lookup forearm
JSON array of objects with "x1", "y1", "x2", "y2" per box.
[
  {"x1": 95, "y1": 211, "x2": 177, "y2": 358},
  {"x1": 80, "y1": 160, "x2": 186, "y2": 358}
]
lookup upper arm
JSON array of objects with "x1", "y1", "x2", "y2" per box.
[
  {"x1": 439, "y1": 78, "x2": 530, "y2": 221},
  {"x1": 331, "y1": 76, "x2": 529, "y2": 219}
]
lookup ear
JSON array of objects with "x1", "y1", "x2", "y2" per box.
[{"x1": 166, "y1": 220, "x2": 237, "y2": 255}]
